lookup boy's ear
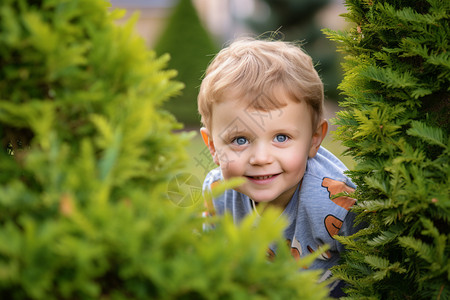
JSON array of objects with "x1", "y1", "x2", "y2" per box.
[
  {"x1": 200, "y1": 127, "x2": 219, "y2": 165},
  {"x1": 309, "y1": 119, "x2": 328, "y2": 158}
]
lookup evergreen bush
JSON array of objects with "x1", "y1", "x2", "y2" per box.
[
  {"x1": 0, "y1": 0, "x2": 328, "y2": 298},
  {"x1": 325, "y1": 0, "x2": 449, "y2": 299},
  {"x1": 154, "y1": 0, "x2": 218, "y2": 126}
]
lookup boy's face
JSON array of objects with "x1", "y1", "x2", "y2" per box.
[{"x1": 202, "y1": 90, "x2": 327, "y2": 208}]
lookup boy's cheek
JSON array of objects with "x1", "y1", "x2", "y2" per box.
[
  {"x1": 216, "y1": 148, "x2": 243, "y2": 171},
  {"x1": 212, "y1": 152, "x2": 220, "y2": 165},
  {"x1": 218, "y1": 158, "x2": 239, "y2": 178}
]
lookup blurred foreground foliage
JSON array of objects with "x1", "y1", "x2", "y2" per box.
[{"x1": 0, "y1": 0, "x2": 328, "y2": 298}]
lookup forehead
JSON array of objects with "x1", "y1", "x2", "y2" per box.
[
  {"x1": 210, "y1": 94, "x2": 313, "y2": 137},
  {"x1": 220, "y1": 84, "x2": 291, "y2": 112},
  {"x1": 235, "y1": 90, "x2": 288, "y2": 112}
]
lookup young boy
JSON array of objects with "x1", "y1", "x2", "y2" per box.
[{"x1": 198, "y1": 38, "x2": 359, "y2": 296}]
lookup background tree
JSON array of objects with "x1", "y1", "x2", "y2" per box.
[
  {"x1": 247, "y1": 0, "x2": 343, "y2": 101},
  {"x1": 0, "y1": 0, "x2": 329, "y2": 298},
  {"x1": 154, "y1": 0, "x2": 218, "y2": 126},
  {"x1": 325, "y1": 0, "x2": 449, "y2": 299}
]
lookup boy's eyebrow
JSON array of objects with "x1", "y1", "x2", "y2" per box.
[
  {"x1": 218, "y1": 117, "x2": 259, "y2": 141},
  {"x1": 219, "y1": 128, "x2": 252, "y2": 143},
  {"x1": 221, "y1": 128, "x2": 249, "y2": 138},
  {"x1": 267, "y1": 126, "x2": 301, "y2": 135}
]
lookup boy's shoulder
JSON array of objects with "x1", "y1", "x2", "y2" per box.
[
  {"x1": 202, "y1": 167, "x2": 250, "y2": 218},
  {"x1": 304, "y1": 147, "x2": 355, "y2": 190},
  {"x1": 202, "y1": 167, "x2": 223, "y2": 192},
  {"x1": 299, "y1": 147, "x2": 358, "y2": 238}
]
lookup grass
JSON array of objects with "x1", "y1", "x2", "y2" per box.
[{"x1": 180, "y1": 127, "x2": 355, "y2": 186}]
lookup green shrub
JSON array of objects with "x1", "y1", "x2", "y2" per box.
[
  {"x1": 325, "y1": 0, "x2": 449, "y2": 299},
  {"x1": 0, "y1": 0, "x2": 328, "y2": 298},
  {"x1": 154, "y1": 0, "x2": 218, "y2": 126}
]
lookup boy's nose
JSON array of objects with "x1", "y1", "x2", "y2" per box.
[{"x1": 249, "y1": 144, "x2": 274, "y2": 166}]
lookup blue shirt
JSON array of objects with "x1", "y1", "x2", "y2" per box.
[{"x1": 202, "y1": 147, "x2": 360, "y2": 275}]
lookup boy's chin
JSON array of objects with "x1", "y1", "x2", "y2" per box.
[
  {"x1": 238, "y1": 189, "x2": 280, "y2": 204},
  {"x1": 250, "y1": 196, "x2": 277, "y2": 203}
]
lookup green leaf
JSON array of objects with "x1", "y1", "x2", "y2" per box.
[{"x1": 407, "y1": 121, "x2": 447, "y2": 148}]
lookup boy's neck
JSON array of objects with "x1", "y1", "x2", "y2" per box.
[{"x1": 252, "y1": 180, "x2": 302, "y2": 214}]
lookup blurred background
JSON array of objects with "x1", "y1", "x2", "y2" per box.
[{"x1": 109, "y1": 0, "x2": 353, "y2": 178}]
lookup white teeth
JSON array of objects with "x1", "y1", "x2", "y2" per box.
[{"x1": 254, "y1": 175, "x2": 273, "y2": 180}]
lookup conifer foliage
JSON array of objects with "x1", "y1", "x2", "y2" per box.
[
  {"x1": 325, "y1": 0, "x2": 449, "y2": 299},
  {"x1": 0, "y1": 0, "x2": 328, "y2": 299}
]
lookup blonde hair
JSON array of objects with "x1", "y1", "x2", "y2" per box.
[{"x1": 198, "y1": 37, "x2": 324, "y2": 131}]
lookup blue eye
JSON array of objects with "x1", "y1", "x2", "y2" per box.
[
  {"x1": 233, "y1": 137, "x2": 248, "y2": 145},
  {"x1": 274, "y1": 134, "x2": 288, "y2": 143}
]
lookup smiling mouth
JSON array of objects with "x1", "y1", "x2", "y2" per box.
[{"x1": 246, "y1": 174, "x2": 280, "y2": 180}]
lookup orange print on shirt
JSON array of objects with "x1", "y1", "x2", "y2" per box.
[{"x1": 321, "y1": 178, "x2": 356, "y2": 238}]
